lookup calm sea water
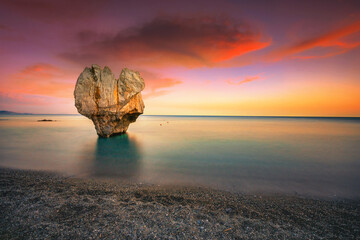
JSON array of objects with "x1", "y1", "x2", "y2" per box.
[{"x1": 1, "y1": 115, "x2": 360, "y2": 198}]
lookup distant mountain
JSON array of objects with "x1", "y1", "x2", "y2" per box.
[{"x1": 0, "y1": 110, "x2": 33, "y2": 115}]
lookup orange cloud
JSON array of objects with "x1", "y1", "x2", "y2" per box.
[
  {"x1": 141, "y1": 71, "x2": 182, "y2": 98},
  {"x1": 268, "y1": 20, "x2": 360, "y2": 61},
  {"x1": 227, "y1": 75, "x2": 262, "y2": 85},
  {"x1": 61, "y1": 15, "x2": 270, "y2": 68},
  {"x1": 1, "y1": 64, "x2": 75, "y2": 98}
]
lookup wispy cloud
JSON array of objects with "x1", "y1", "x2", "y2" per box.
[
  {"x1": 226, "y1": 75, "x2": 263, "y2": 85},
  {"x1": 0, "y1": 92, "x2": 52, "y2": 106},
  {"x1": 141, "y1": 71, "x2": 182, "y2": 98},
  {"x1": 1, "y1": 63, "x2": 75, "y2": 98},
  {"x1": 268, "y1": 20, "x2": 360, "y2": 61}
]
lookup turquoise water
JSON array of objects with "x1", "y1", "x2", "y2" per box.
[{"x1": 1, "y1": 115, "x2": 360, "y2": 198}]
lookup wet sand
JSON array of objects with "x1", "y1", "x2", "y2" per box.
[{"x1": 0, "y1": 168, "x2": 359, "y2": 239}]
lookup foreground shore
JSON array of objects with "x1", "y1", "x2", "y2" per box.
[{"x1": 0, "y1": 168, "x2": 359, "y2": 239}]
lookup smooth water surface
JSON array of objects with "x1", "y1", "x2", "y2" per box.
[{"x1": 1, "y1": 115, "x2": 360, "y2": 198}]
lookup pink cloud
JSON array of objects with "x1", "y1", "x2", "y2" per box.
[
  {"x1": 226, "y1": 75, "x2": 263, "y2": 85},
  {"x1": 141, "y1": 71, "x2": 182, "y2": 98}
]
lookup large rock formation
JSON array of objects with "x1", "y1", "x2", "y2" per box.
[{"x1": 74, "y1": 64, "x2": 145, "y2": 137}]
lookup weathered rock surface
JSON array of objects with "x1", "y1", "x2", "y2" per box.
[{"x1": 74, "y1": 64, "x2": 145, "y2": 137}]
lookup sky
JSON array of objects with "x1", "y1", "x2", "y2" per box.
[{"x1": 0, "y1": 0, "x2": 359, "y2": 116}]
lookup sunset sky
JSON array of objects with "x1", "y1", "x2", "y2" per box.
[{"x1": 0, "y1": 0, "x2": 359, "y2": 116}]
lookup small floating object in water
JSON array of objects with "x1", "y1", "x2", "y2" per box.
[{"x1": 37, "y1": 119, "x2": 55, "y2": 122}]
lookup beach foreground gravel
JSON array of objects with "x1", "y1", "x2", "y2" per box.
[{"x1": 0, "y1": 168, "x2": 359, "y2": 239}]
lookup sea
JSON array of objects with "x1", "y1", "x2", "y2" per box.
[{"x1": 1, "y1": 114, "x2": 359, "y2": 199}]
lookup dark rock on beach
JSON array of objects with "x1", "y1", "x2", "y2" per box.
[
  {"x1": 37, "y1": 119, "x2": 55, "y2": 122},
  {"x1": 0, "y1": 168, "x2": 359, "y2": 239}
]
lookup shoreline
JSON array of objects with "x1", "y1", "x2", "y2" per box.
[{"x1": 1, "y1": 168, "x2": 359, "y2": 239}]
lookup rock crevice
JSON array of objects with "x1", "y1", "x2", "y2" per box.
[{"x1": 74, "y1": 64, "x2": 145, "y2": 137}]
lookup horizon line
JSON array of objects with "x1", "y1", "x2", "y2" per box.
[{"x1": 1, "y1": 111, "x2": 359, "y2": 118}]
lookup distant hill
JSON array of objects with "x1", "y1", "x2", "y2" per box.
[{"x1": 0, "y1": 110, "x2": 33, "y2": 115}]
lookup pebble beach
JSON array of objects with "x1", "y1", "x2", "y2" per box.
[{"x1": 1, "y1": 168, "x2": 359, "y2": 239}]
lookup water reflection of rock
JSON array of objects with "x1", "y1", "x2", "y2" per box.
[{"x1": 92, "y1": 134, "x2": 142, "y2": 179}]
